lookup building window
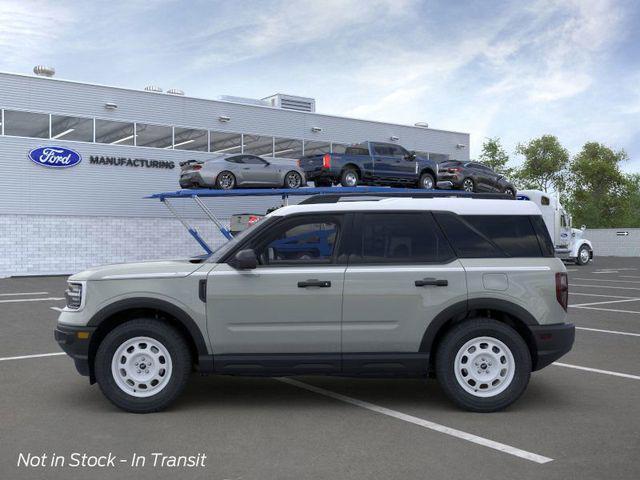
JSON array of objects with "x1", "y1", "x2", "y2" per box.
[
  {"x1": 243, "y1": 134, "x2": 274, "y2": 156},
  {"x1": 135, "y1": 123, "x2": 172, "y2": 149},
  {"x1": 274, "y1": 137, "x2": 303, "y2": 159},
  {"x1": 3, "y1": 110, "x2": 49, "y2": 138},
  {"x1": 51, "y1": 115, "x2": 93, "y2": 142},
  {"x1": 303, "y1": 140, "x2": 331, "y2": 156},
  {"x1": 173, "y1": 127, "x2": 208, "y2": 151},
  {"x1": 210, "y1": 131, "x2": 242, "y2": 154},
  {"x1": 331, "y1": 143, "x2": 348, "y2": 154},
  {"x1": 95, "y1": 119, "x2": 135, "y2": 145}
]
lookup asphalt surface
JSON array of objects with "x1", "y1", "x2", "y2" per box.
[{"x1": 1, "y1": 258, "x2": 639, "y2": 480}]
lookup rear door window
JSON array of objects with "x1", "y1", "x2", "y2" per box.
[
  {"x1": 530, "y1": 215, "x2": 555, "y2": 257},
  {"x1": 351, "y1": 213, "x2": 454, "y2": 264},
  {"x1": 433, "y1": 212, "x2": 503, "y2": 258}
]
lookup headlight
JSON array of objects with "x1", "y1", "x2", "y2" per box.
[{"x1": 65, "y1": 282, "x2": 83, "y2": 310}]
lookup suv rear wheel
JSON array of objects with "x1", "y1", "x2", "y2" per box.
[
  {"x1": 435, "y1": 318, "x2": 531, "y2": 412},
  {"x1": 94, "y1": 319, "x2": 191, "y2": 413},
  {"x1": 462, "y1": 178, "x2": 475, "y2": 192}
]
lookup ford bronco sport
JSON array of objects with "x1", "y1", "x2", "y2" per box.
[{"x1": 55, "y1": 193, "x2": 574, "y2": 413}]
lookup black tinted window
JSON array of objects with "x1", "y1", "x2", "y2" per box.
[
  {"x1": 462, "y1": 215, "x2": 542, "y2": 257},
  {"x1": 243, "y1": 155, "x2": 267, "y2": 165},
  {"x1": 353, "y1": 213, "x2": 454, "y2": 264},
  {"x1": 530, "y1": 215, "x2": 554, "y2": 257},
  {"x1": 434, "y1": 212, "x2": 503, "y2": 258},
  {"x1": 345, "y1": 147, "x2": 369, "y2": 156},
  {"x1": 226, "y1": 156, "x2": 244, "y2": 164}
]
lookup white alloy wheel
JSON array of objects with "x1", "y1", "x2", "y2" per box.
[
  {"x1": 421, "y1": 175, "x2": 434, "y2": 189},
  {"x1": 111, "y1": 336, "x2": 173, "y2": 398},
  {"x1": 285, "y1": 171, "x2": 302, "y2": 188},
  {"x1": 343, "y1": 171, "x2": 358, "y2": 186},
  {"x1": 453, "y1": 336, "x2": 515, "y2": 397}
]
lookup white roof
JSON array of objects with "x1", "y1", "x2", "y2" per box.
[{"x1": 272, "y1": 197, "x2": 542, "y2": 217}]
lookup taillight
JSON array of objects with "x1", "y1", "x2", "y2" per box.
[
  {"x1": 248, "y1": 215, "x2": 260, "y2": 227},
  {"x1": 322, "y1": 153, "x2": 331, "y2": 168},
  {"x1": 556, "y1": 272, "x2": 568, "y2": 311},
  {"x1": 297, "y1": 159, "x2": 301, "y2": 167},
  {"x1": 448, "y1": 167, "x2": 461, "y2": 173}
]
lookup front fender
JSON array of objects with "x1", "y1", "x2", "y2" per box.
[{"x1": 571, "y1": 239, "x2": 593, "y2": 257}]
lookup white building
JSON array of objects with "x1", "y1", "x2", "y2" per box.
[{"x1": 0, "y1": 70, "x2": 470, "y2": 277}]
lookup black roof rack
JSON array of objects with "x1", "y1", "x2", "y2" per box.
[{"x1": 299, "y1": 191, "x2": 515, "y2": 204}]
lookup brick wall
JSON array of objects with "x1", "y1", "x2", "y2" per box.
[{"x1": 0, "y1": 215, "x2": 231, "y2": 277}]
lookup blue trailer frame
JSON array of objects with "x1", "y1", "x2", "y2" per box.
[{"x1": 146, "y1": 186, "x2": 509, "y2": 254}]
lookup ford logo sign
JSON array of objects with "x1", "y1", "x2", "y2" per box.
[{"x1": 28, "y1": 146, "x2": 82, "y2": 168}]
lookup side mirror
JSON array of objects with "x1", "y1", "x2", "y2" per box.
[
  {"x1": 229, "y1": 249, "x2": 257, "y2": 270},
  {"x1": 581, "y1": 225, "x2": 586, "y2": 231},
  {"x1": 405, "y1": 151, "x2": 416, "y2": 161}
]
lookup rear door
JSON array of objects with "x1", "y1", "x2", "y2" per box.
[
  {"x1": 341, "y1": 212, "x2": 467, "y2": 361},
  {"x1": 371, "y1": 143, "x2": 396, "y2": 179}
]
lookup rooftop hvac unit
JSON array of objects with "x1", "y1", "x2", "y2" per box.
[
  {"x1": 144, "y1": 85, "x2": 163, "y2": 93},
  {"x1": 262, "y1": 94, "x2": 316, "y2": 112},
  {"x1": 219, "y1": 95, "x2": 270, "y2": 107},
  {"x1": 33, "y1": 65, "x2": 55, "y2": 77},
  {"x1": 167, "y1": 88, "x2": 185, "y2": 96}
]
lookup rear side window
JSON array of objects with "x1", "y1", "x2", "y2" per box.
[
  {"x1": 530, "y1": 215, "x2": 555, "y2": 257},
  {"x1": 434, "y1": 212, "x2": 503, "y2": 258},
  {"x1": 352, "y1": 213, "x2": 454, "y2": 264},
  {"x1": 462, "y1": 216, "x2": 543, "y2": 257},
  {"x1": 345, "y1": 147, "x2": 369, "y2": 156}
]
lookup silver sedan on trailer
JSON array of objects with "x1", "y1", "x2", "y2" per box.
[{"x1": 179, "y1": 154, "x2": 307, "y2": 190}]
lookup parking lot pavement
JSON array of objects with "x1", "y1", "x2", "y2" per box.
[{"x1": 1, "y1": 259, "x2": 639, "y2": 480}]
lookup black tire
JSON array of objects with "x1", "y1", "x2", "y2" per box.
[
  {"x1": 340, "y1": 168, "x2": 359, "y2": 187},
  {"x1": 314, "y1": 179, "x2": 332, "y2": 188},
  {"x1": 435, "y1": 318, "x2": 531, "y2": 412},
  {"x1": 216, "y1": 171, "x2": 236, "y2": 190},
  {"x1": 284, "y1": 171, "x2": 303, "y2": 189},
  {"x1": 418, "y1": 172, "x2": 435, "y2": 189},
  {"x1": 462, "y1": 178, "x2": 475, "y2": 192},
  {"x1": 576, "y1": 245, "x2": 591, "y2": 265},
  {"x1": 94, "y1": 319, "x2": 192, "y2": 413}
]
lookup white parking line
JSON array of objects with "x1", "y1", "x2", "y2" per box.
[
  {"x1": 573, "y1": 278, "x2": 640, "y2": 285},
  {"x1": 569, "y1": 298, "x2": 640, "y2": 308},
  {"x1": 571, "y1": 305, "x2": 640, "y2": 314},
  {"x1": 553, "y1": 363, "x2": 640, "y2": 380},
  {"x1": 0, "y1": 291, "x2": 50, "y2": 296},
  {"x1": 0, "y1": 352, "x2": 65, "y2": 362},
  {"x1": 576, "y1": 327, "x2": 640, "y2": 337},
  {"x1": 570, "y1": 284, "x2": 640, "y2": 292},
  {"x1": 569, "y1": 292, "x2": 636, "y2": 299},
  {"x1": 278, "y1": 378, "x2": 553, "y2": 464},
  {"x1": 0, "y1": 297, "x2": 64, "y2": 304}
]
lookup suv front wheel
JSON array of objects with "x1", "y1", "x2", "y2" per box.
[
  {"x1": 94, "y1": 319, "x2": 191, "y2": 413},
  {"x1": 435, "y1": 318, "x2": 531, "y2": 412}
]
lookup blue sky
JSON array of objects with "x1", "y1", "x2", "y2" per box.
[{"x1": 1, "y1": 0, "x2": 639, "y2": 171}]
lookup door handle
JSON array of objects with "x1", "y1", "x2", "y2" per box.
[
  {"x1": 298, "y1": 279, "x2": 331, "y2": 288},
  {"x1": 415, "y1": 278, "x2": 448, "y2": 287}
]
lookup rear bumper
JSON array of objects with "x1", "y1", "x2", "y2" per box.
[
  {"x1": 179, "y1": 172, "x2": 207, "y2": 189},
  {"x1": 303, "y1": 167, "x2": 335, "y2": 181},
  {"x1": 54, "y1": 324, "x2": 96, "y2": 377},
  {"x1": 530, "y1": 322, "x2": 575, "y2": 370},
  {"x1": 437, "y1": 174, "x2": 464, "y2": 187}
]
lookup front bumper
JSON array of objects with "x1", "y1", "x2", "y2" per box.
[
  {"x1": 54, "y1": 324, "x2": 96, "y2": 377},
  {"x1": 530, "y1": 322, "x2": 575, "y2": 370}
]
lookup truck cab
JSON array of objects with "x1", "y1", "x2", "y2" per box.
[{"x1": 518, "y1": 190, "x2": 593, "y2": 265}]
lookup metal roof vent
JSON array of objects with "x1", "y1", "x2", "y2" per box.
[
  {"x1": 167, "y1": 88, "x2": 185, "y2": 96},
  {"x1": 414, "y1": 122, "x2": 429, "y2": 128},
  {"x1": 262, "y1": 94, "x2": 316, "y2": 112},
  {"x1": 33, "y1": 65, "x2": 55, "y2": 77},
  {"x1": 144, "y1": 85, "x2": 163, "y2": 93}
]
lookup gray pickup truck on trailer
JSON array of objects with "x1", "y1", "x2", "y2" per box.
[{"x1": 55, "y1": 192, "x2": 574, "y2": 413}]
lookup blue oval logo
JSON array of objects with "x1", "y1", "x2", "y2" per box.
[{"x1": 28, "y1": 146, "x2": 82, "y2": 168}]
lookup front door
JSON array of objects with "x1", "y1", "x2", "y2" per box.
[
  {"x1": 341, "y1": 212, "x2": 467, "y2": 361},
  {"x1": 207, "y1": 214, "x2": 347, "y2": 358}
]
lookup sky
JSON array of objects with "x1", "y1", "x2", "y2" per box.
[{"x1": 1, "y1": 0, "x2": 639, "y2": 171}]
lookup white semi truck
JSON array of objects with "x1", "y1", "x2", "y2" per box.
[{"x1": 518, "y1": 190, "x2": 593, "y2": 265}]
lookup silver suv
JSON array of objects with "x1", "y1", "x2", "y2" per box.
[{"x1": 55, "y1": 195, "x2": 574, "y2": 413}]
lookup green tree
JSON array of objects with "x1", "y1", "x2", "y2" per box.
[
  {"x1": 478, "y1": 137, "x2": 514, "y2": 177},
  {"x1": 567, "y1": 142, "x2": 634, "y2": 228},
  {"x1": 514, "y1": 135, "x2": 569, "y2": 192}
]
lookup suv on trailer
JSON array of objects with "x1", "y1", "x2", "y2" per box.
[{"x1": 55, "y1": 194, "x2": 574, "y2": 413}]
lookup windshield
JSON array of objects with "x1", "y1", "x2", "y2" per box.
[{"x1": 204, "y1": 216, "x2": 277, "y2": 263}]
